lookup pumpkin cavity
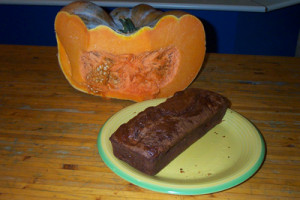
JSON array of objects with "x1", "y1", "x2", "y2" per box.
[{"x1": 81, "y1": 47, "x2": 179, "y2": 97}]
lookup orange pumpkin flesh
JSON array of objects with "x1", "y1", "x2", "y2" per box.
[{"x1": 55, "y1": 1, "x2": 206, "y2": 102}]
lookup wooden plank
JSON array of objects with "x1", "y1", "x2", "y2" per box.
[{"x1": 0, "y1": 45, "x2": 299, "y2": 199}]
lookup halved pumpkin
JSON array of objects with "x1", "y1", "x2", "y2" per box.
[{"x1": 55, "y1": 1, "x2": 206, "y2": 102}]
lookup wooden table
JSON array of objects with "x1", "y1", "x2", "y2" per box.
[{"x1": 0, "y1": 45, "x2": 299, "y2": 199}]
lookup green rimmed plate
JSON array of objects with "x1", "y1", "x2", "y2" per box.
[{"x1": 97, "y1": 98, "x2": 265, "y2": 195}]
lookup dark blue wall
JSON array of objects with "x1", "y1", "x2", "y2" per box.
[
  {"x1": 235, "y1": 5, "x2": 300, "y2": 56},
  {"x1": 0, "y1": 4, "x2": 61, "y2": 46},
  {"x1": 185, "y1": 4, "x2": 300, "y2": 56},
  {"x1": 0, "y1": 4, "x2": 299, "y2": 56}
]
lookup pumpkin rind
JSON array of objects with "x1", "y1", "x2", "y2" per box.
[{"x1": 55, "y1": 1, "x2": 206, "y2": 101}]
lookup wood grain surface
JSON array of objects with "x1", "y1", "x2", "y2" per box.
[{"x1": 0, "y1": 45, "x2": 299, "y2": 199}]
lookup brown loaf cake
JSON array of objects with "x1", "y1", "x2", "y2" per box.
[{"x1": 109, "y1": 88, "x2": 231, "y2": 175}]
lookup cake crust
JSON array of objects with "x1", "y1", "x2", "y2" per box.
[{"x1": 109, "y1": 88, "x2": 231, "y2": 175}]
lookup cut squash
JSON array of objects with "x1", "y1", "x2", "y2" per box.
[{"x1": 55, "y1": 1, "x2": 206, "y2": 101}]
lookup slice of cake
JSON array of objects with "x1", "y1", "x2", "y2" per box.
[{"x1": 109, "y1": 88, "x2": 231, "y2": 175}]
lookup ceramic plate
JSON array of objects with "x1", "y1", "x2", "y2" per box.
[{"x1": 97, "y1": 98, "x2": 265, "y2": 195}]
